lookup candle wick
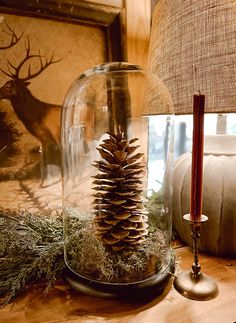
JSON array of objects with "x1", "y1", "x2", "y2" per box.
[{"x1": 197, "y1": 90, "x2": 201, "y2": 95}]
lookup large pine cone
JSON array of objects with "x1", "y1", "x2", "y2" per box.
[{"x1": 92, "y1": 132, "x2": 148, "y2": 251}]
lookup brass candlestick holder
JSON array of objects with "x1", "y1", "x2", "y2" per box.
[{"x1": 174, "y1": 214, "x2": 219, "y2": 301}]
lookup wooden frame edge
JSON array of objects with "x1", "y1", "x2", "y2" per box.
[{"x1": 0, "y1": 0, "x2": 126, "y2": 61}]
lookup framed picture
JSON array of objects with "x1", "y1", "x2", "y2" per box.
[{"x1": 0, "y1": 0, "x2": 125, "y2": 214}]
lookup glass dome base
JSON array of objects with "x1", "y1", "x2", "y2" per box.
[{"x1": 63, "y1": 257, "x2": 175, "y2": 300}]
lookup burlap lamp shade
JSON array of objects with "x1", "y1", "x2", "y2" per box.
[
  {"x1": 148, "y1": 0, "x2": 236, "y2": 114},
  {"x1": 147, "y1": 0, "x2": 236, "y2": 256}
]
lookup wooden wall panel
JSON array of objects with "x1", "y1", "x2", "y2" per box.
[{"x1": 125, "y1": 0, "x2": 151, "y2": 68}]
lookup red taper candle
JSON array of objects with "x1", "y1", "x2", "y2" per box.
[{"x1": 190, "y1": 93, "x2": 205, "y2": 222}]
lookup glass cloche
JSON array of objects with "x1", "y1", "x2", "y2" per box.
[{"x1": 61, "y1": 62, "x2": 175, "y2": 299}]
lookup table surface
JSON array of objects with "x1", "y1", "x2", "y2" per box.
[{"x1": 1, "y1": 246, "x2": 236, "y2": 323}]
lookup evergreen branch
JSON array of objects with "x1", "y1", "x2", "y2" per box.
[{"x1": 0, "y1": 210, "x2": 64, "y2": 308}]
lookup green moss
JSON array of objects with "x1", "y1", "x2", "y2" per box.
[{"x1": 65, "y1": 217, "x2": 169, "y2": 283}]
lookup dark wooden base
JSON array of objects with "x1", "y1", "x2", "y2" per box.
[{"x1": 63, "y1": 258, "x2": 175, "y2": 301}]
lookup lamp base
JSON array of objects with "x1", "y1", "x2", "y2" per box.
[{"x1": 174, "y1": 271, "x2": 218, "y2": 301}]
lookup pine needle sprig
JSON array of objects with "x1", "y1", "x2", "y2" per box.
[{"x1": 0, "y1": 210, "x2": 64, "y2": 308}]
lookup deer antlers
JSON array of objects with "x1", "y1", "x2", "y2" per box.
[
  {"x1": 0, "y1": 21, "x2": 23, "y2": 50},
  {"x1": 0, "y1": 35, "x2": 61, "y2": 81}
]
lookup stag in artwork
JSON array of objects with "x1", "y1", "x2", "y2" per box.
[
  {"x1": 0, "y1": 22, "x2": 23, "y2": 166},
  {"x1": 0, "y1": 21, "x2": 23, "y2": 50},
  {"x1": 0, "y1": 36, "x2": 61, "y2": 186}
]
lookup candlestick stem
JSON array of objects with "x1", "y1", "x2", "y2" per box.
[{"x1": 191, "y1": 223, "x2": 201, "y2": 278}]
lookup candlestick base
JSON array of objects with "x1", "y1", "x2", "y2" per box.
[
  {"x1": 174, "y1": 270, "x2": 219, "y2": 301},
  {"x1": 174, "y1": 213, "x2": 219, "y2": 300}
]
